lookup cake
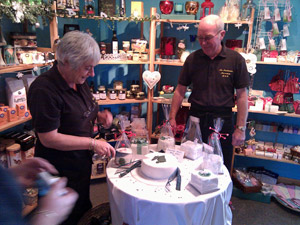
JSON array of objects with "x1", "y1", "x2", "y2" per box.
[
  {"x1": 141, "y1": 152, "x2": 178, "y2": 180},
  {"x1": 180, "y1": 140, "x2": 203, "y2": 160},
  {"x1": 190, "y1": 169, "x2": 219, "y2": 194},
  {"x1": 157, "y1": 136, "x2": 175, "y2": 152}
]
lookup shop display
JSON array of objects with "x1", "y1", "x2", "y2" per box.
[
  {"x1": 140, "y1": 152, "x2": 178, "y2": 180},
  {"x1": 130, "y1": 118, "x2": 149, "y2": 156}
]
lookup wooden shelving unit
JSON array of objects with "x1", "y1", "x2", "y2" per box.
[
  {"x1": 98, "y1": 60, "x2": 150, "y2": 65},
  {"x1": 0, "y1": 63, "x2": 51, "y2": 74},
  {"x1": 98, "y1": 98, "x2": 148, "y2": 105},
  {"x1": 0, "y1": 117, "x2": 32, "y2": 133},
  {"x1": 256, "y1": 61, "x2": 300, "y2": 66},
  {"x1": 234, "y1": 152, "x2": 299, "y2": 166}
]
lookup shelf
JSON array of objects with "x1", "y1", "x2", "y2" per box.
[
  {"x1": 98, "y1": 60, "x2": 149, "y2": 65},
  {"x1": 235, "y1": 108, "x2": 300, "y2": 118},
  {"x1": 152, "y1": 98, "x2": 191, "y2": 107},
  {"x1": 57, "y1": 14, "x2": 148, "y2": 22},
  {"x1": 98, "y1": 98, "x2": 148, "y2": 105},
  {"x1": 154, "y1": 61, "x2": 183, "y2": 66},
  {"x1": 91, "y1": 173, "x2": 106, "y2": 179},
  {"x1": 156, "y1": 19, "x2": 252, "y2": 25},
  {"x1": 234, "y1": 152, "x2": 299, "y2": 166},
  {"x1": 256, "y1": 61, "x2": 300, "y2": 67},
  {"x1": 0, "y1": 63, "x2": 52, "y2": 74},
  {"x1": 0, "y1": 117, "x2": 32, "y2": 133}
]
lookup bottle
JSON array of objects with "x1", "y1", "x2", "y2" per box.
[
  {"x1": 85, "y1": 0, "x2": 95, "y2": 16},
  {"x1": 242, "y1": 0, "x2": 255, "y2": 21},
  {"x1": 120, "y1": 0, "x2": 126, "y2": 17},
  {"x1": 112, "y1": 30, "x2": 118, "y2": 54}
]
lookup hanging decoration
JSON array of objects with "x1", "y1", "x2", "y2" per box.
[
  {"x1": 240, "y1": 52, "x2": 257, "y2": 75},
  {"x1": 142, "y1": 70, "x2": 161, "y2": 89},
  {"x1": 0, "y1": 1, "x2": 54, "y2": 25}
]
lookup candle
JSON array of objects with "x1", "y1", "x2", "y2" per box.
[{"x1": 175, "y1": 3, "x2": 183, "y2": 14}]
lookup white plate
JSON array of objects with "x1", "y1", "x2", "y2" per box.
[{"x1": 130, "y1": 167, "x2": 168, "y2": 186}]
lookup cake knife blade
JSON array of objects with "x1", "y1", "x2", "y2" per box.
[{"x1": 119, "y1": 160, "x2": 142, "y2": 178}]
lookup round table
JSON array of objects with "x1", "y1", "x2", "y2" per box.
[{"x1": 106, "y1": 154, "x2": 233, "y2": 225}]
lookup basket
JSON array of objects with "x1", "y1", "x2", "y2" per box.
[
  {"x1": 77, "y1": 202, "x2": 111, "y2": 225},
  {"x1": 232, "y1": 170, "x2": 262, "y2": 193}
]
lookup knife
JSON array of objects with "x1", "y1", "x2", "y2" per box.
[{"x1": 119, "y1": 160, "x2": 142, "y2": 178}]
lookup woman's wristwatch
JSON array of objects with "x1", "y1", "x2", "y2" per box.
[{"x1": 236, "y1": 126, "x2": 246, "y2": 132}]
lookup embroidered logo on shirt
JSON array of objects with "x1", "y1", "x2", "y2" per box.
[{"x1": 219, "y1": 69, "x2": 233, "y2": 78}]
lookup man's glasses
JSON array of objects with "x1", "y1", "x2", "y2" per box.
[{"x1": 197, "y1": 30, "x2": 222, "y2": 42}]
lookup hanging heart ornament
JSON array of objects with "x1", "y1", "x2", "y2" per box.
[{"x1": 142, "y1": 70, "x2": 161, "y2": 89}]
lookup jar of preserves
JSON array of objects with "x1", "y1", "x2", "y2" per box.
[
  {"x1": 133, "y1": 52, "x2": 140, "y2": 61},
  {"x1": 122, "y1": 41, "x2": 130, "y2": 52},
  {"x1": 108, "y1": 88, "x2": 117, "y2": 100},
  {"x1": 118, "y1": 88, "x2": 126, "y2": 100},
  {"x1": 141, "y1": 52, "x2": 148, "y2": 62},
  {"x1": 130, "y1": 84, "x2": 140, "y2": 95},
  {"x1": 98, "y1": 86, "x2": 106, "y2": 100}
]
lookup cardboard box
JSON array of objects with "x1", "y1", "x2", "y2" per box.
[
  {"x1": 16, "y1": 103, "x2": 26, "y2": 118},
  {"x1": 0, "y1": 112, "x2": 7, "y2": 125},
  {"x1": 7, "y1": 108, "x2": 18, "y2": 122},
  {"x1": 131, "y1": 1, "x2": 144, "y2": 18}
]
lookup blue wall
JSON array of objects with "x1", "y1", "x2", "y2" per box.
[{"x1": 1, "y1": 0, "x2": 300, "y2": 179}]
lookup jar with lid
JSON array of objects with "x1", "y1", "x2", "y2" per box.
[
  {"x1": 113, "y1": 80, "x2": 123, "y2": 90},
  {"x1": 98, "y1": 86, "x2": 106, "y2": 100},
  {"x1": 130, "y1": 84, "x2": 140, "y2": 95},
  {"x1": 6, "y1": 143, "x2": 22, "y2": 167},
  {"x1": 108, "y1": 88, "x2": 117, "y2": 100},
  {"x1": 122, "y1": 41, "x2": 130, "y2": 52},
  {"x1": 118, "y1": 88, "x2": 126, "y2": 100},
  {"x1": 141, "y1": 52, "x2": 148, "y2": 62},
  {"x1": 127, "y1": 51, "x2": 133, "y2": 60},
  {"x1": 126, "y1": 90, "x2": 135, "y2": 99},
  {"x1": 100, "y1": 42, "x2": 106, "y2": 55},
  {"x1": 131, "y1": 39, "x2": 138, "y2": 51},
  {"x1": 135, "y1": 91, "x2": 145, "y2": 100},
  {"x1": 133, "y1": 52, "x2": 140, "y2": 61},
  {"x1": 177, "y1": 39, "x2": 186, "y2": 59}
]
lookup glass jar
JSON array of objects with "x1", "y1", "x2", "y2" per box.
[
  {"x1": 98, "y1": 86, "x2": 106, "y2": 100},
  {"x1": 118, "y1": 88, "x2": 126, "y2": 100},
  {"x1": 130, "y1": 84, "x2": 140, "y2": 95},
  {"x1": 127, "y1": 51, "x2": 133, "y2": 60},
  {"x1": 108, "y1": 88, "x2": 117, "y2": 100},
  {"x1": 141, "y1": 52, "x2": 148, "y2": 62},
  {"x1": 113, "y1": 80, "x2": 123, "y2": 90},
  {"x1": 135, "y1": 91, "x2": 145, "y2": 100},
  {"x1": 100, "y1": 42, "x2": 106, "y2": 55},
  {"x1": 122, "y1": 41, "x2": 130, "y2": 52},
  {"x1": 177, "y1": 39, "x2": 186, "y2": 59},
  {"x1": 126, "y1": 90, "x2": 135, "y2": 99},
  {"x1": 133, "y1": 52, "x2": 140, "y2": 61}
]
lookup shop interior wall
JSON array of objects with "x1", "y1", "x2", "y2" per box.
[{"x1": 1, "y1": 0, "x2": 300, "y2": 179}]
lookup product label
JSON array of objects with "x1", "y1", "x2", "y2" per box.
[{"x1": 112, "y1": 41, "x2": 118, "y2": 54}]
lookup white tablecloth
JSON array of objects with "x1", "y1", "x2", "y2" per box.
[{"x1": 106, "y1": 154, "x2": 233, "y2": 225}]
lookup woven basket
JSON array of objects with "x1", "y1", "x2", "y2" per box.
[{"x1": 77, "y1": 202, "x2": 111, "y2": 225}]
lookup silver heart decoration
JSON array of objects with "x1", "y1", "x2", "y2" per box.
[{"x1": 142, "y1": 70, "x2": 161, "y2": 89}]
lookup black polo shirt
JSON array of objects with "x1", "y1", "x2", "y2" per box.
[
  {"x1": 27, "y1": 62, "x2": 97, "y2": 162},
  {"x1": 178, "y1": 43, "x2": 250, "y2": 108}
]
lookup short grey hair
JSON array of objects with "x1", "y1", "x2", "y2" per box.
[
  {"x1": 56, "y1": 31, "x2": 100, "y2": 69},
  {"x1": 199, "y1": 15, "x2": 224, "y2": 32}
]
